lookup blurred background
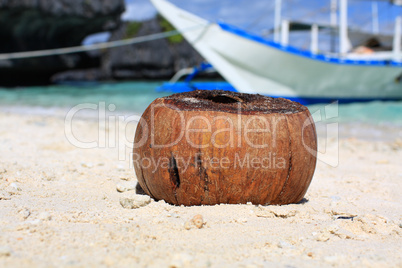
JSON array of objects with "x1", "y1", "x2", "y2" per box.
[
  {"x1": 1, "y1": 0, "x2": 402, "y2": 86},
  {"x1": 0, "y1": 0, "x2": 401, "y2": 127}
]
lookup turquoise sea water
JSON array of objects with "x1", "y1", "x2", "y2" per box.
[
  {"x1": 0, "y1": 82, "x2": 167, "y2": 113},
  {"x1": 0, "y1": 81, "x2": 402, "y2": 125}
]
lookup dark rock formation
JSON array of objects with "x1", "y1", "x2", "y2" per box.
[
  {"x1": 52, "y1": 17, "x2": 211, "y2": 83},
  {"x1": 0, "y1": 0, "x2": 125, "y2": 86},
  {"x1": 51, "y1": 68, "x2": 105, "y2": 82},
  {"x1": 101, "y1": 17, "x2": 206, "y2": 80}
]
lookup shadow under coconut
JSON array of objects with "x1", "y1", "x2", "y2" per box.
[
  {"x1": 135, "y1": 182, "x2": 147, "y2": 195},
  {"x1": 297, "y1": 198, "x2": 309, "y2": 204},
  {"x1": 135, "y1": 181, "x2": 310, "y2": 206}
]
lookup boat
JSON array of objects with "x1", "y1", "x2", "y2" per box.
[{"x1": 151, "y1": 0, "x2": 402, "y2": 104}]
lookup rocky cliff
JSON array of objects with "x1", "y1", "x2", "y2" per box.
[
  {"x1": 0, "y1": 1, "x2": 210, "y2": 86},
  {"x1": 102, "y1": 17, "x2": 205, "y2": 80},
  {"x1": 0, "y1": 0, "x2": 125, "y2": 86},
  {"x1": 52, "y1": 17, "x2": 209, "y2": 82}
]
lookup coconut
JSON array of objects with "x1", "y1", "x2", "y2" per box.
[{"x1": 133, "y1": 90, "x2": 317, "y2": 205}]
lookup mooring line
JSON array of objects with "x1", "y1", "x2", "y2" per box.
[{"x1": 0, "y1": 24, "x2": 206, "y2": 61}]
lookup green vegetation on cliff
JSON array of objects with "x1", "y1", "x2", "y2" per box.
[
  {"x1": 158, "y1": 15, "x2": 183, "y2": 44},
  {"x1": 125, "y1": 21, "x2": 142, "y2": 39}
]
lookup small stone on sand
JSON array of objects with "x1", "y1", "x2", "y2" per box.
[
  {"x1": 120, "y1": 193, "x2": 151, "y2": 209},
  {"x1": 184, "y1": 215, "x2": 205, "y2": 230},
  {"x1": 192, "y1": 214, "x2": 204, "y2": 229},
  {"x1": 0, "y1": 246, "x2": 11, "y2": 257},
  {"x1": 116, "y1": 181, "x2": 137, "y2": 193}
]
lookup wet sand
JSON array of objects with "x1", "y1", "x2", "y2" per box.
[{"x1": 0, "y1": 110, "x2": 401, "y2": 267}]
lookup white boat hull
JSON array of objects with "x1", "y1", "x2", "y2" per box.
[{"x1": 151, "y1": 0, "x2": 402, "y2": 100}]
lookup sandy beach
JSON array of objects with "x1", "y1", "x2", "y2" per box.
[{"x1": 0, "y1": 108, "x2": 401, "y2": 267}]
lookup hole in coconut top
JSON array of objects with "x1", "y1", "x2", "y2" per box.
[
  {"x1": 203, "y1": 95, "x2": 242, "y2": 104},
  {"x1": 162, "y1": 90, "x2": 306, "y2": 114}
]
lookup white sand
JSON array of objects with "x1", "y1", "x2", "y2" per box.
[{"x1": 0, "y1": 110, "x2": 401, "y2": 267}]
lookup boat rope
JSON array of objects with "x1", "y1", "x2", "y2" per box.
[{"x1": 0, "y1": 24, "x2": 205, "y2": 61}]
